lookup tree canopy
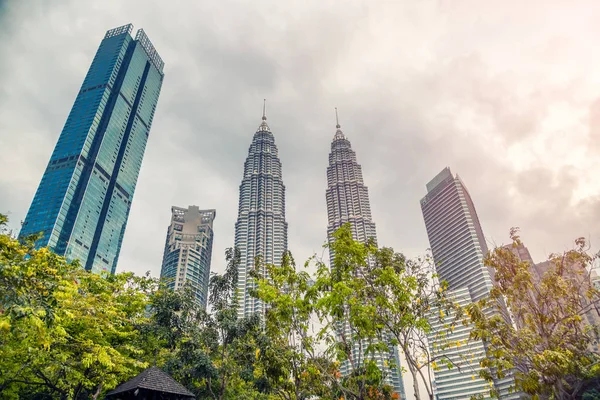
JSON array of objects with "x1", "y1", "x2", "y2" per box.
[
  {"x1": 466, "y1": 228, "x2": 600, "y2": 399},
  {"x1": 0, "y1": 215, "x2": 154, "y2": 399},
  {"x1": 3, "y1": 214, "x2": 600, "y2": 400}
]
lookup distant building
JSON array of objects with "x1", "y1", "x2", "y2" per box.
[
  {"x1": 502, "y1": 242, "x2": 535, "y2": 267},
  {"x1": 420, "y1": 167, "x2": 520, "y2": 400},
  {"x1": 19, "y1": 24, "x2": 164, "y2": 274},
  {"x1": 532, "y1": 257, "x2": 600, "y2": 352},
  {"x1": 160, "y1": 206, "x2": 216, "y2": 309},
  {"x1": 325, "y1": 113, "x2": 405, "y2": 398},
  {"x1": 234, "y1": 106, "x2": 288, "y2": 319}
]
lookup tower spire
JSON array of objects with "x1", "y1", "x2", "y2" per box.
[
  {"x1": 333, "y1": 107, "x2": 345, "y2": 140},
  {"x1": 258, "y1": 99, "x2": 270, "y2": 132}
]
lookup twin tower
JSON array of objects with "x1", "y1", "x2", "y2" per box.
[
  {"x1": 17, "y1": 24, "x2": 404, "y2": 396},
  {"x1": 160, "y1": 105, "x2": 406, "y2": 396},
  {"x1": 234, "y1": 106, "x2": 379, "y2": 319},
  {"x1": 160, "y1": 106, "x2": 381, "y2": 317}
]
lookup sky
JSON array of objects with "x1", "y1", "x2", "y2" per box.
[
  {"x1": 1, "y1": 3, "x2": 600, "y2": 281},
  {"x1": 2, "y1": 0, "x2": 600, "y2": 397}
]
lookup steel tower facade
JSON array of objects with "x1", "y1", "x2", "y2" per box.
[
  {"x1": 234, "y1": 108, "x2": 288, "y2": 318},
  {"x1": 325, "y1": 114, "x2": 405, "y2": 398}
]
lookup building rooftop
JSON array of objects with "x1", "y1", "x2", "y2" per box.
[{"x1": 105, "y1": 366, "x2": 195, "y2": 399}]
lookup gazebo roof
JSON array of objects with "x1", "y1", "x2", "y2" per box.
[{"x1": 105, "y1": 366, "x2": 195, "y2": 398}]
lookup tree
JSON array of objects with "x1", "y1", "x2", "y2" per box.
[
  {"x1": 357, "y1": 245, "x2": 463, "y2": 400},
  {"x1": 467, "y1": 228, "x2": 600, "y2": 399},
  {"x1": 253, "y1": 225, "x2": 413, "y2": 400},
  {"x1": 0, "y1": 214, "x2": 154, "y2": 399},
  {"x1": 250, "y1": 251, "x2": 333, "y2": 400},
  {"x1": 311, "y1": 225, "x2": 401, "y2": 400},
  {"x1": 147, "y1": 247, "x2": 272, "y2": 400}
]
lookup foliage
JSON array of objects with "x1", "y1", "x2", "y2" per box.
[
  {"x1": 146, "y1": 248, "x2": 272, "y2": 400},
  {"x1": 311, "y1": 225, "x2": 401, "y2": 400},
  {"x1": 0, "y1": 214, "x2": 155, "y2": 399},
  {"x1": 466, "y1": 228, "x2": 600, "y2": 399},
  {"x1": 250, "y1": 251, "x2": 333, "y2": 400},
  {"x1": 253, "y1": 224, "x2": 439, "y2": 399},
  {"x1": 357, "y1": 244, "x2": 462, "y2": 400},
  {"x1": 14, "y1": 212, "x2": 600, "y2": 400}
]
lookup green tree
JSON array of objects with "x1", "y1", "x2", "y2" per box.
[
  {"x1": 253, "y1": 225, "x2": 406, "y2": 400},
  {"x1": 147, "y1": 248, "x2": 271, "y2": 399},
  {"x1": 312, "y1": 225, "x2": 400, "y2": 400},
  {"x1": 251, "y1": 251, "x2": 334, "y2": 400},
  {"x1": 0, "y1": 214, "x2": 154, "y2": 399},
  {"x1": 358, "y1": 245, "x2": 462, "y2": 400},
  {"x1": 467, "y1": 228, "x2": 600, "y2": 399}
]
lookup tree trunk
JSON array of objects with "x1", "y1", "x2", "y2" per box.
[
  {"x1": 91, "y1": 383, "x2": 103, "y2": 400},
  {"x1": 409, "y1": 365, "x2": 421, "y2": 400}
]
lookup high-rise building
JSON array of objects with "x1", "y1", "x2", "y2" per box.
[
  {"x1": 325, "y1": 113, "x2": 405, "y2": 398},
  {"x1": 19, "y1": 24, "x2": 164, "y2": 274},
  {"x1": 420, "y1": 167, "x2": 493, "y2": 303},
  {"x1": 160, "y1": 206, "x2": 216, "y2": 309},
  {"x1": 234, "y1": 105, "x2": 288, "y2": 318},
  {"x1": 427, "y1": 287, "x2": 491, "y2": 400},
  {"x1": 420, "y1": 167, "x2": 520, "y2": 400}
]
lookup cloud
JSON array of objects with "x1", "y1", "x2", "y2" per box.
[
  {"x1": 4, "y1": 0, "x2": 600, "y2": 397},
  {"x1": 1, "y1": 0, "x2": 599, "y2": 272}
]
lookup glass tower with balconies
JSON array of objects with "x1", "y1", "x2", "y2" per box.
[
  {"x1": 19, "y1": 24, "x2": 164, "y2": 274},
  {"x1": 160, "y1": 206, "x2": 216, "y2": 309},
  {"x1": 420, "y1": 167, "x2": 494, "y2": 303}
]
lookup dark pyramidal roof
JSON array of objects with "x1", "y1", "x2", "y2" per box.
[{"x1": 105, "y1": 366, "x2": 195, "y2": 398}]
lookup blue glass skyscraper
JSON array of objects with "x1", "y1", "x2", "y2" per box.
[{"x1": 19, "y1": 24, "x2": 164, "y2": 274}]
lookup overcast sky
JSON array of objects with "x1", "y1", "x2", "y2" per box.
[{"x1": 2, "y1": 1, "x2": 600, "y2": 282}]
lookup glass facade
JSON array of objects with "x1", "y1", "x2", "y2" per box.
[
  {"x1": 19, "y1": 24, "x2": 164, "y2": 274},
  {"x1": 160, "y1": 206, "x2": 216, "y2": 309},
  {"x1": 234, "y1": 114, "x2": 288, "y2": 319},
  {"x1": 325, "y1": 121, "x2": 405, "y2": 399}
]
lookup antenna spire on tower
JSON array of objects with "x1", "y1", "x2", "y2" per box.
[
  {"x1": 333, "y1": 107, "x2": 346, "y2": 140},
  {"x1": 257, "y1": 99, "x2": 270, "y2": 132}
]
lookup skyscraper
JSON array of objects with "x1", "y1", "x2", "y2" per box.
[
  {"x1": 234, "y1": 105, "x2": 288, "y2": 318},
  {"x1": 325, "y1": 113, "x2": 376, "y2": 251},
  {"x1": 325, "y1": 112, "x2": 405, "y2": 398},
  {"x1": 160, "y1": 206, "x2": 216, "y2": 309},
  {"x1": 426, "y1": 287, "x2": 490, "y2": 399},
  {"x1": 420, "y1": 167, "x2": 519, "y2": 399},
  {"x1": 19, "y1": 24, "x2": 164, "y2": 274},
  {"x1": 420, "y1": 167, "x2": 493, "y2": 303}
]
